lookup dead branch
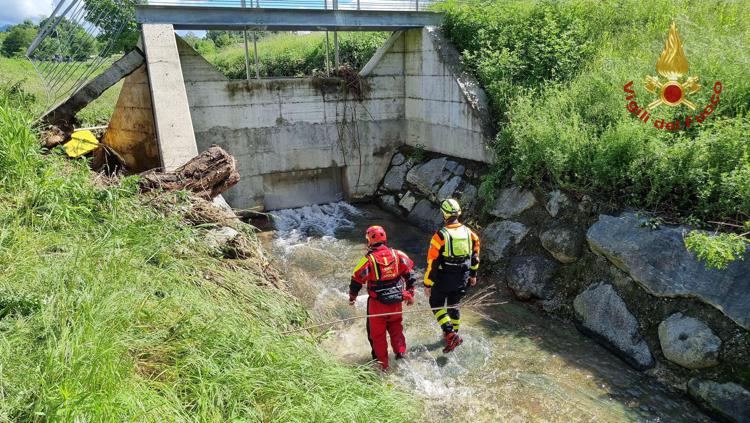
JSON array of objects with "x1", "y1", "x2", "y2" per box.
[{"x1": 138, "y1": 145, "x2": 240, "y2": 200}]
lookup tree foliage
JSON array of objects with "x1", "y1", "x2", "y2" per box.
[
  {"x1": 83, "y1": 0, "x2": 138, "y2": 53},
  {"x1": 1, "y1": 20, "x2": 37, "y2": 57},
  {"x1": 206, "y1": 30, "x2": 245, "y2": 49},
  {"x1": 34, "y1": 17, "x2": 97, "y2": 60},
  {"x1": 182, "y1": 32, "x2": 218, "y2": 56}
]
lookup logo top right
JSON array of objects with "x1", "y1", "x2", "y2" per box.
[
  {"x1": 645, "y1": 22, "x2": 701, "y2": 110},
  {"x1": 623, "y1": 22, "x2": 722, "y2": 131}
]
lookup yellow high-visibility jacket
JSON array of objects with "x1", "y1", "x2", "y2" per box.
[{"x1": 424, "y1": 221, "x2": 480, "y2": 288}]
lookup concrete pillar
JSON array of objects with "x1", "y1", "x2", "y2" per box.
[{"x1": 141, "y1": 24, "x2": 198, "y2": 171}]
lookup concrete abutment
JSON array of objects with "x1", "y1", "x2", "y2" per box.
[{"x1": 104, "y1": 27, "x2": 493, "y2": 210}]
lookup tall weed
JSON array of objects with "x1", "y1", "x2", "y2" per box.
[
  {"x1": 0, "y1": 89, "x2": 415, "y2": 421},
  {"x1": 208, "y1": 32, "x2": 389, "y2": 79},
  {"x1": 441, "y1": 0, "x2": 750, "y2": 221}
]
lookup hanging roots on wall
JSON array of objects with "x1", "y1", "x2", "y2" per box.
[
  {"x1": 333, "y1": 65, "x2": 370, "y2": 101},
  {"x1": 310, "y1": 65, "x2": 373, "y2": 195}
]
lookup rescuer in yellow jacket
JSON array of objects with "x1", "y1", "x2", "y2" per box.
[{"x1": 424, "y1": 198, "x2": 480, "y2": 353}]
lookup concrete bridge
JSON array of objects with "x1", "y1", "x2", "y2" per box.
[{"x1": 102, "y1": 1, "x2": 493, "y2": 210}]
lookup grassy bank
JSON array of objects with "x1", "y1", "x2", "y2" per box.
[
  {"x1": 0, "y1": 56, "x2": 121, "y2": 127},
  {"x1": 205, "y1": 32, "x2": 389, "y2": 78},
  {"x1": 439, "y1": 0, "x2": 750, "y2": 226},
  {"x1": 0, "y1": 88, "x2": 415, "y2": 421}
]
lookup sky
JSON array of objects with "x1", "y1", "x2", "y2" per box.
[
  {"x1": 0, "y1": 0, "x2": 54, "y2": 26},
  {"x1": 0, "y1": 0, "x2": 419, "y2": 28}
]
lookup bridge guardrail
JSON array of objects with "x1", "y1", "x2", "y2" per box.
[{"x1": 140, "y1": 0, "x2": 445, "y2": 11}]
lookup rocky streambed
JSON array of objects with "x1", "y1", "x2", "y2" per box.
[
  {"x1": 373, "y1": 149, "x2": 750, "y2": 423},
  {"x1": 261, "y1": 202, "x2": 717, "y2": 422}
]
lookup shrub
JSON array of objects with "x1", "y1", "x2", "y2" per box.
[
  {"x1": 207, "y1": 32, "x2": 389, "y2": 79},
  {"x1": 685, "y1": 230, "x2": 749, "y2": 269},
  {"x1": 441, "y1": 0, "x2": 595, "y2": 119},
  {"x1": 440, "y1": 0, "x2": 750, "y2": 223},
  {"x1": 1, "y1": 21, "x2": 37, "y2": 57}
]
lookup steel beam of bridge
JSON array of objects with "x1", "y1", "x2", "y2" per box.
[{"x1": 135, "y1": 5, "x2": 442, "y2": 31}]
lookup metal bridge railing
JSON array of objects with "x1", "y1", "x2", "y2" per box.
[
  {"x1": 140, "y1": 0, "x2": 443, "y2": 11},
  {"x1": 27, "y1": 0, "x2": 446, "y2": 112},
  {"x1": 26, "y1": 0, "x2": 138, "y2": 110}
]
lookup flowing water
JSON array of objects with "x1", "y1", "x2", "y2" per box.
[{"x1": 259, "y1": 202, "x2": 712, "y2": 422}]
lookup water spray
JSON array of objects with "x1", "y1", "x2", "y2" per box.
[{"x1": 281, "y1": 288, "x2": 506, "y2": 335}]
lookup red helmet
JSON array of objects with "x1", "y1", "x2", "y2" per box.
[{"x1": 365, "y1": 225, "x2": 387, "y2": 246}]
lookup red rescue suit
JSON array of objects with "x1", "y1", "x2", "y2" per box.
[{"x1": 350, "y1": 244, "x2": 416, "y2": 370}]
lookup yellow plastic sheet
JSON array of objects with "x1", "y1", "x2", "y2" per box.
[{"x1": 64, "y1": 130, "x2": 100, "y2": 158}]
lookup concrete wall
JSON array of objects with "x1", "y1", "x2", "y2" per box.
[
  {"x1": 179, "y1": 37, "x2": 406, "y2": 210},
  {"x1": 101, "y1": 65, "x2": 160, "y2": 172},
  {"x1": 142, "y1": 24, "x2": 198, "y2": 171},
  {"x1": 402, "y1": 28, "x2": 494, "y2": 162},
  {"x1": 125, "y1": 27, "x2": 493, "y2": 210},
  {"x1": 182, "y1": 76, "x2": 403, "y2": 210}
]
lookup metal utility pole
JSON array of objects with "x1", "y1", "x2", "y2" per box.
[
  {"x1": 241, "y1": 0, "x2": 251, "y2": 81},
  {"x1": 333, "y1": 0, "x2": 340, "y2": 69},
  {"x1": 253, "y1": 0, "x2": 260, "y2": 79},
  {"x1": 253, "y1": 33, "x2": 260, "y2": 79},
  {"x1": 324, "y1": 0, "x2": 330, "y2": 75}
]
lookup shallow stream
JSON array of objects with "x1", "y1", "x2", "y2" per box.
[{"x1": 259, "y1": 202, "x2": 712, "y2": 422}]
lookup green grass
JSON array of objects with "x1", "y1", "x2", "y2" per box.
[
  {"x1": 0, "y1": 55, "x2": 121, "y2": 127},
  {"x1": 75, "y1": 80, "x2": 122, "y2": 127},
  {"x1": 0, "y1": 56, "x2": 44, "y2": 98},
  {"x1": 205, "y1": 32, "x2": 389, "y2": 78},
  {"x1": 0, "y1": 87, "x2": 415, "y2": 421},
  {"x1": 440, "y1": 0, "x2": 750, "y2": 225}
]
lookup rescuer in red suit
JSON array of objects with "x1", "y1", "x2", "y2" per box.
[{"x1": 349, "y1": 225, "x2": 417, "y2": 371}]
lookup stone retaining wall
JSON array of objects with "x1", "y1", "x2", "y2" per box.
[
  {"x1": 374, "y1": 148, "x2": 484, "y2": 232},
  {"x1": 375, "y1": 148, "x2": 750, "y2": 423}
]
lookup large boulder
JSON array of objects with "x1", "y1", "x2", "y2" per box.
[
  {"x1": 406, "y1": 157, "x2": 448, "y2": 195},
  {"x1": 540, "y1": 225, "x2": 584, "y2": 264},
  {"x1": 658, "y1": 313, "x2": 721, "y2": 369},
  {"x1": 382, "y1": 163, "x2": 410, "y2": 191},
  {"x1": 399, "y1": 191, "x2": 417, "y2": 212},
  {"x1": 506, "y1": 255, "x2": 559, "y2": 300},
  {"x1": 408, "y1": 199, "x2": 443, "y2": 232},
  {"x1": 587, "y1": 213, "x2": 750, "y2": 329},
  {"x1": 459, "y1": 183, "x2": 477, "y2": 209},
  {"x1": 489, "y1": 186, "x2": 537, "y2": 218},
  {"x1": 545, "y1": 190, "x2": 570, "y2": 217},
  {"x1": 437, "y1": 176, "x2": 462, "y2": 202},
  {"x1": 482, "y1": 221, "x2": 529, "y2": 262},
  {"x1": 688, "y1": 379, "x2": 750, "y2": 423},
  {"x1": 377, "y1": 194, "x2": 401, "y2": 215},
  {"x1": 445, "y1": 160, "x2": 465, "y2": 176},
  {"x1": 390, "y1": 152, "x2": 406, "y2": 166},
  {"x1": 573, "y1": 282, "x2": 655, "y2": 370}
]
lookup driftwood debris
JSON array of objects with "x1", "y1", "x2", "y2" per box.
[
  {"x1": 139, "y1": 145, "x2": 240, "y2": 200},
  {"x1": 41, "y1": 125, "x2": 71, "y2": 149}
]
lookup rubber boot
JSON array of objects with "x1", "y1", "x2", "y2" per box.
[{"x1": 443, "y1": 331, "x2": 463, "y2": 353}]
